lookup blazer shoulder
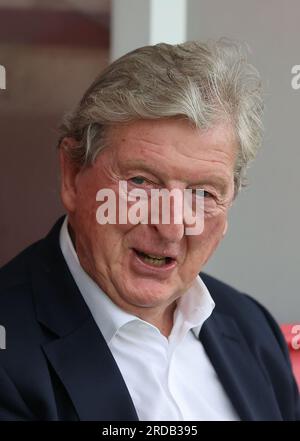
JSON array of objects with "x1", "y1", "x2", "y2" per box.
[
  {"x1": 0, "y1": 240, "x2": 41, "y2": 293},
  {"x1": 200, "y1": 272, "x2": 285, "y2": 346},
  {"x1": 0, "y1": 242, "x2": 44, "y2": 334},
  {"x1": 0, "y1": 216, "x2": 64, "y2": 297},
  {"x1": 200, "y1": 272, "x2": 260, "y2": 313},
  {"x1": 200, "y1": 272, "x2": 295, "y2": 364}
]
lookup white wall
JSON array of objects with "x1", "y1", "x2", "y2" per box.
[
  {"x1": 111, "y1": 0, "x2": 186, "y2": 60},
  {"x1": 187, "y1": 0, "x2": 300, "y2": 322}
]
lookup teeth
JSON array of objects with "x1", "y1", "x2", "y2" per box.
[
  {"x1": 134, "y1": 249, "x2": 173, "y2": 267},
  {"x1": 147, "y1": 253, "x2": 164, "y2": 259},
  {"x1": 142, "y1": 255, "x2": 167, "y2": 266}
]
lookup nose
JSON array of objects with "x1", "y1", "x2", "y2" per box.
[
  {"x1": 151, "y1": 192, "x2": 185, "y2": 242},
  {"x1": 154, "y1": 222, "x2": 185, "y2": 242}
]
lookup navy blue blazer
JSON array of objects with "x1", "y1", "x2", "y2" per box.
[{"x1": 0, "y1": 217, "x2": 299, "y2": 421}]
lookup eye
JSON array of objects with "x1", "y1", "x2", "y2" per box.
[
  {"x1": 128, "y1": 176, "x2": 159, "y2": 189},
  {"x1": 203, "y1": 190, "x2": 214, "y2": 198},
  {"x1": 129, "y1": 176, "x2": 146, "y2": 185},
  {"x1": 190, "y1": 189, "x2": 214, "y2": 199}
]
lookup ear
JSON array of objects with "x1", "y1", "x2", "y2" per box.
[
  {"x1": 59, "y1": 137, "x2": 80, "y2": 213},
  {"x1": 222, "y1": 219, "x2": 228, "y2": 237}
]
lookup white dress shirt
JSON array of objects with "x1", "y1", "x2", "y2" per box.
[{"x1": 59, "y1": 217, "x2": 239, "y2": 421}]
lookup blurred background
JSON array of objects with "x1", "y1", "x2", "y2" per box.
[{"x1": 0, "y1": 0, "x2": 299, "y2": 323}]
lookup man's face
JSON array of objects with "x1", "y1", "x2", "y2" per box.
[{"x1": 61, "y1": 118, "x2": 236, "y2": 315}]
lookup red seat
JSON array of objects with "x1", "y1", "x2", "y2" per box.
[{"x1": 280, "y1": 324, "x2": 300, "y2": 391}]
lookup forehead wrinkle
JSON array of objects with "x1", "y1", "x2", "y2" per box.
[
  {"x1": 120, "y1": 158, "x2": 163, "y2": 176},
  {"x1": 130, "y1": 144, "x2": 234, "y2": 176},
  {"x1": 170, "y1": 141, "x2": 236, "y2": 165},
  {"x1": 131, "y1": 136, "x2": 165, "y2": 148},
  {"x1": 121, "y1": 132, "x2": 235, "y2": 168}
]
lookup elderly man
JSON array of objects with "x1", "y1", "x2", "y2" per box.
[{"x1": 0, "y1": 40, "x2": 299, "y2": 421}]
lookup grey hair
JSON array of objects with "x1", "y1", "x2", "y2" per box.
[{"x1": 59, "y1": 39, "x2": 263, "y2": 196}]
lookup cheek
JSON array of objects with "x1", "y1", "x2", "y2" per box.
[
  {"x1": 185, "y1": 213, "x2": 227, "y2": 267},
  {"x1": 89, "y1": 223, "x2": 132, "y2": 266},
  {"x1": 74, "y1": 222, "x2": 126, "y2": 280},
  {"x1": 203, "y1": 212, "x2": 227, "y2": 240},
  {"x1": 75, "y1": 176, "x2": 100, "y2": 219}
]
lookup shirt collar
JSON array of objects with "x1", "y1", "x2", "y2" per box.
[{"x1": 59, "y1": 216, "x2": 215, "y2": 344}]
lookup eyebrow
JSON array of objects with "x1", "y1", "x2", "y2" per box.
[
  {"x1": 120, "y1": 159, "x2": 165, "y2": 182},
  {"x1": 121, "y1": 159, "x2": 231, "y2": 196},
  {"x1": 193, "y1": 176, "x2": 230, "y2": 196}
]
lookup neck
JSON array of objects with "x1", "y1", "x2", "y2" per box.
[
  {"x1": 67, "y1": 219, "x2": 177, "y2": 338},
  {"x1": 134, "y1": 301, "x2": 177, "y2": 337}
]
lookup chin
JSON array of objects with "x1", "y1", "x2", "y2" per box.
[{"x1": 118, "y1": 277, "x2": 177, "y2": 309}]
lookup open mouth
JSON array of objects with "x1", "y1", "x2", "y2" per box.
[{"x1": 133, "y1": 249, "x2": 174, "y2": 267}]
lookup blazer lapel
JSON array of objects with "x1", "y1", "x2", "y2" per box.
[
  {"x1": 42, "y1": 316, "x2": 139, "y2": 421},
  {"x1": 31, "y1": 217, "x2": 139, "y2": 421},
  {"x1": 200, "y1": 311, "x2": 282, "y2": 421}
]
